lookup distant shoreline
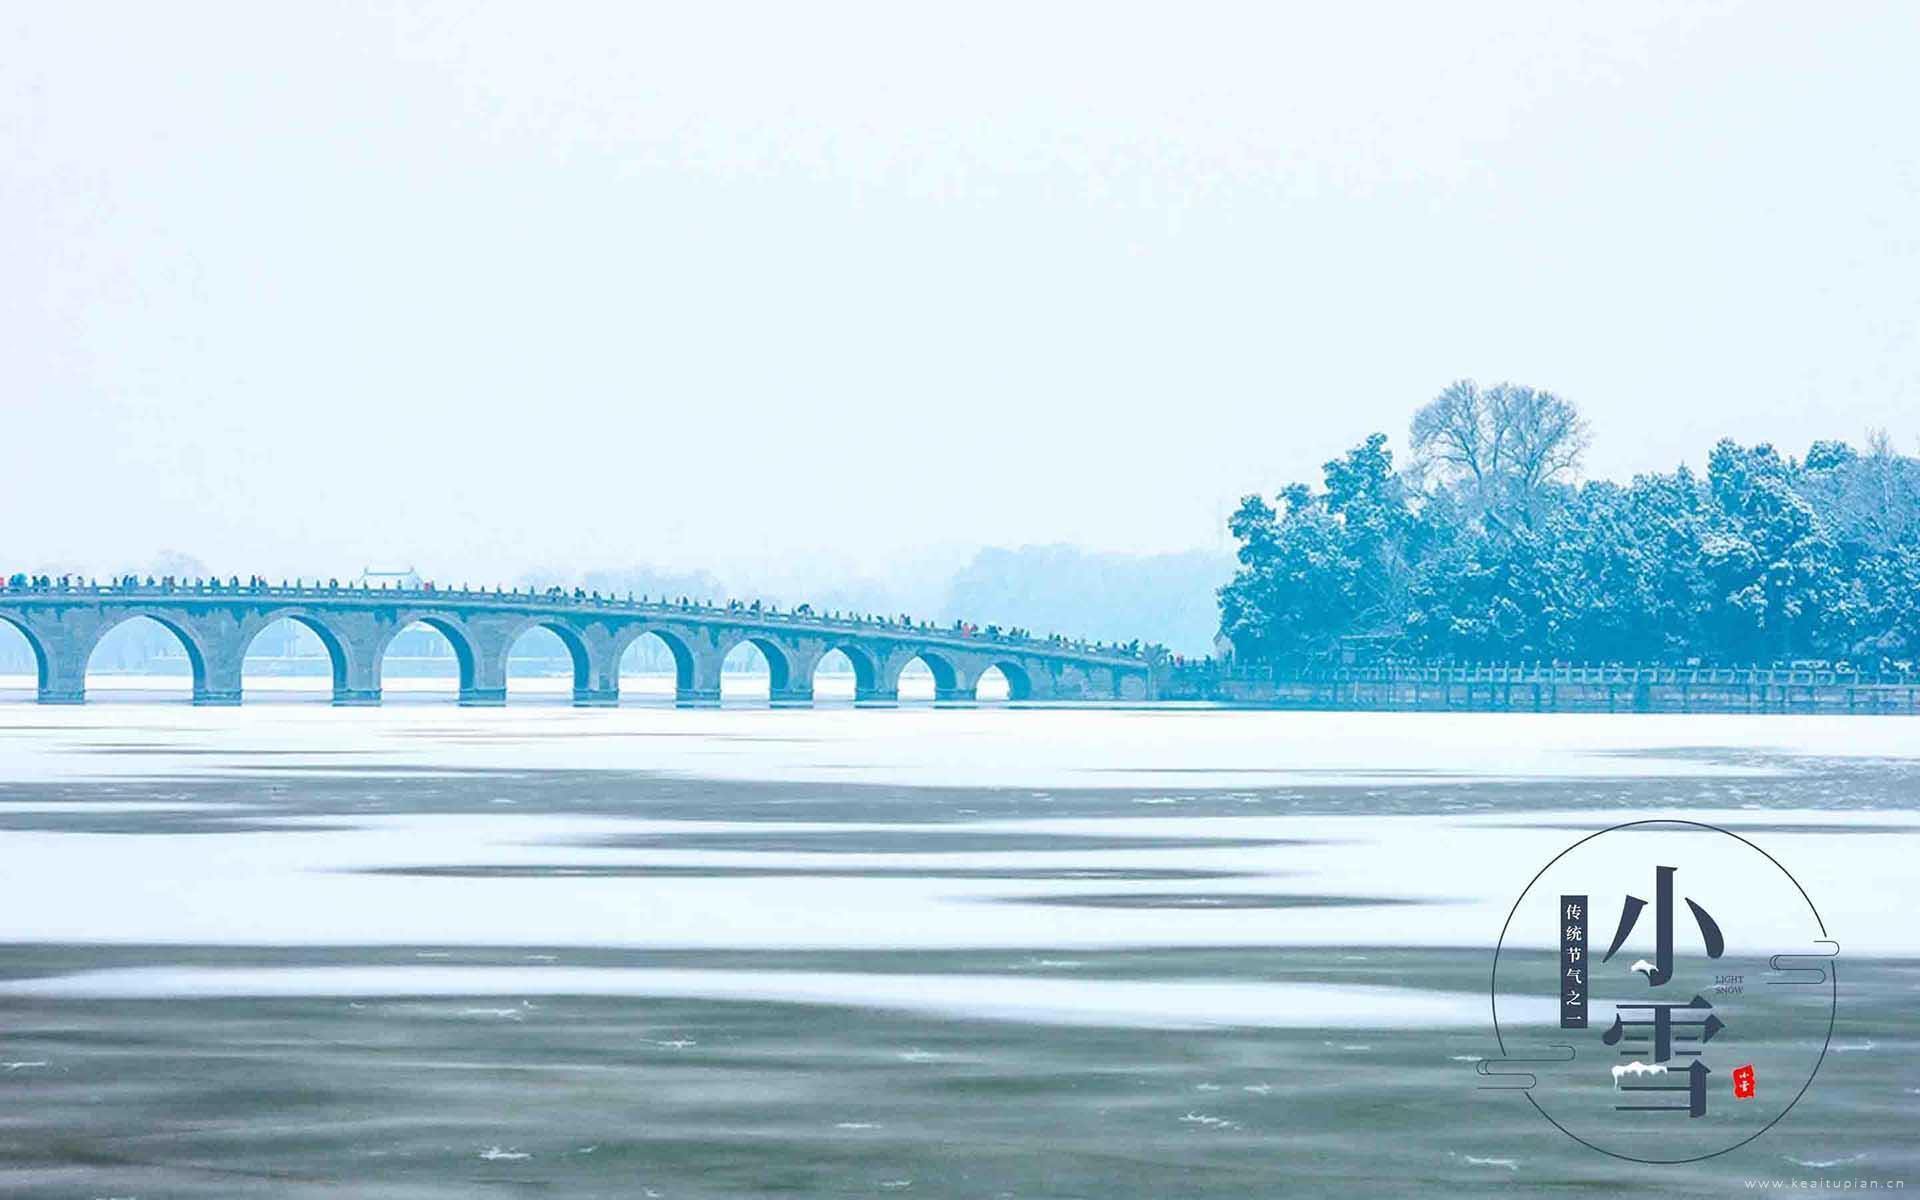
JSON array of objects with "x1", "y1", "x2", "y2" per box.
[{"x1": 1165, "y1": 663, "x2": 1920, "y2": 715}]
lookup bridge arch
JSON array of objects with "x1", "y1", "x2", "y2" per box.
[
  {"x1": 376, "y1": 614, "x2": 478, "y2": 701},
  {"x1": 501, "y1": 618, "x2": 592, "y2": 701},
  {"x1": 239, "y1": 612, "x2": 352, "y2": 699},
  {"x1": 85, "y1": 612, "x2": 210, "y2": 702},
  {"x1": 978, "y1": 661, "x2": 1035, "y2": 702},
  {"x1": 810, "y1": 643, "x2": 880, "y2": 703},
  {"x1": 613, "y1": 625, "x2": 701, "y2": 704},
  {"x1": 0, "y1": 614, "x2": 48, "y2": 695},
  {"x1": 717, "y1": 633, "x2": 795, "y2": 702},
  {"x1": 889, "y1": 647, "x2": 961, "y2": 702}
]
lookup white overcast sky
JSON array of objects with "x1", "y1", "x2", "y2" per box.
[{"x1": 3, "y1": 2, "x2": 1916, "y2": 583}]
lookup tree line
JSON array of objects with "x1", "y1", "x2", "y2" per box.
[{"x1": 1220, "y1": 381, "x2": 1920, "y2": 668}]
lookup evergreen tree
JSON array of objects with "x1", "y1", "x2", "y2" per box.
[{"x1": 1222, "y1": 390, "x2": 1920, "y2": 669}]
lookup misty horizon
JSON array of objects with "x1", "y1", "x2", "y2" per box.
[{"x1": 5, "y1": 2, "x2": 1917, "y2": 588}]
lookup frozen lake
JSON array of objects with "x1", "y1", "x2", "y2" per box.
[{"x1": 0, "y1": 702, "x2": 1914, "y2": 1195}]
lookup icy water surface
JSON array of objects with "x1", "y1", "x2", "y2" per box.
[{"x1": 0, "y1": 702, "x2": 1915, "y2": 1196}]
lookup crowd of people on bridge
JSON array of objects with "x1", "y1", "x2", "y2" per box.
[{"x1": 2, "y1": 573, "x2": 1159, "y2": 661}]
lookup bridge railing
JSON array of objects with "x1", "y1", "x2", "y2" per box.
[
  {"x1": 1207, "y1": 661, "x2": 1920, "y2": 687},
  {"x1": 0, "y1": 579, "x2": 1154, "y2": 664}
]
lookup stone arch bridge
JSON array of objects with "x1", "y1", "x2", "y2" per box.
[{"x1": 0, "y1": 584, "x2": 1157, "y2": 707}]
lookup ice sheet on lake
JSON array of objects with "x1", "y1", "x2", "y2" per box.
[
  {"x1": 4, "y1": 702, "x2": 1920, "y2": 789},
  {"x1": 0, "y1": 964, "x2": 1559, "y2": 1030},
  {"x1": 0, "y1": 705, "x2": 1913, "y2": 957},
  {"x1": 0, "y1": 806, "x2": 1906, "y2": 954}
]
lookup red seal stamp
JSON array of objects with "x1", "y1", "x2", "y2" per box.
[{"x1": 1732, "y1": 1064, "x2": 1756, "y2": 1100}]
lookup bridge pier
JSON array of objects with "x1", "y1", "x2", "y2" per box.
[
  {"x1": 462, "y1": 620, "x2": 510, "y2": 707},
  {"x1": 855, "y1": 685, "x2": 898, "y2": 706},
  {"x1": 36, "y1": 635, "x2": 87, "y2": 705},
  {"x1": 770, "y1": 684, "x2": 813, "y2": 707},
  {"x1": 676, "y1": 645, "x2": 725, "y2": 707},
  {"x1": 196, "y1": 655, "x2": 245, "y2": 708},
  {"x1": 574, "y1": 630, "x2": 621, "y2": 707},
  {"x1": 316, "y1": 617, "x2": 386, "y2": 707},
  {"x1": 19, "y1": 613, "x2": 106, "y2": 706}
]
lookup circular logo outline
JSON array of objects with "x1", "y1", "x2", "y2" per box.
[{"x1": 1488, "y1": 818, "x2": 1836, "y2": 1164}]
